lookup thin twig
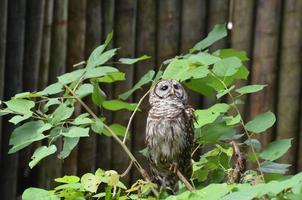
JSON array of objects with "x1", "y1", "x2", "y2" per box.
[
  {"x1": 121, "y1": 161, "x2": 134, "y2": 177},
  {"x1": 123, "y1": 90, "x2": 150, "y2": 143},
  {"x1": 210, "y1": 72, "x2": 265, "y2": 182},
  {"x1": 176, "y1": 170, "x2": 193, "y2": 192},
  {"x1": 63, "y1": 84, "x2": 159, "y2": 196},
  {"x1": 191, "y1": 143, "x2": 202, "y2": 157}
]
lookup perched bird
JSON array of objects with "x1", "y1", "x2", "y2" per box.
[{"x1": 146, "y1": 79, "x2": 194, "y2": 193}]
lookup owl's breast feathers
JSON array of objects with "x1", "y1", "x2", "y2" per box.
[{"x1": 146, "y1": 101, "x2": 194, "y2": 177}]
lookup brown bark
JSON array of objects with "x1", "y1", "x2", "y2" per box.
[
  {"x1": 112, "y1": 0, "x2": 137, "y2": 184},
  {"x1": 249, "y1": 0, "x2": 282, "y2": 147},
  {"x1": 0, "y1": 0, "x2": 26, "y2": 198},
  {"x1": 131, "y1": 0, "x2": 157, "y2": 182},
  {"x1": 276, "y1": 0, "x2": 302, "y2": 171}
]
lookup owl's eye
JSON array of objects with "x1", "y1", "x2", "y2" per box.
[
  {"x1": 161, "y1": 85, "x2": 168, "y2": 91},
  {"x1": 173, "y1": 84, "x2": 179, "y2": 90}
]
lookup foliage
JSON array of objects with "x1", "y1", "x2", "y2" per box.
[{"x1": 0, "y1": 25, "x2": 299, "y2": 200}]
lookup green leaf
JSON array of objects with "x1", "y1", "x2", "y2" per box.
[
  {"x1": 42, "y1": 82, "x2": 64, "y2": 95},
  {"x1": 91, "y1": 81, "x2": 106, "y2": 107},
  {"x1": 195, "y1": 103, "x2": 230, "y2": 128},
  {"x1": 57, "y1": 69, "x2": 85, "y2": 84},
  {"x1": 9, "y1": 113, "x2": 32, "y2": 125},
  {"x1": 162, "y1": 58, "x2": 191, "y2": 81},
  {"x1": 29, "y1": 145, "x2": 57, "y2": 168},
  {"x1": 244, "y1": 139, "x2": 261, "y2": 152},
  {"x1": 260, "y1": 139, "x2": 292, "y2": 161},
  {"x1": 13, "y1": 91, "x2": 43, "y2": 99},
  {"x1": 9, "y1": 121, "x2": 50, "y2": 154},
  {"x1": 223, "y1": 114, "x2": 241, "y2": 126},
  {"x1": 186, "y1": 66, "x2": 209, "y2": 80},
  {"x1": 235, "y1": 84, "x2": 267, "y2": 95},
  {"x1": 91, "y1": 118, "x2": 104, "y2": 135},
  {"x1": 102, "y1": 100, "x2": 139, "y2": 111},
  {"x1": 75, "y1": 83, "x2": 93, "y2": 97},
  {"x1": 102, "y1": 123, "x2": 127, "y2": 137},
  {"x1": 55, "y1": 175, "x2": 80, "y2": 184},
  {"x1": 44, "y1": 98, "x2": 61, "y2": 110},
  {"x1": 188, "y1": 52, "x2": 221, "y2": 66},
  {"x1": 22, "y1": 188, "x2": 54, "y2": 200},
  {"x1": 213, "y1": 57, "x2": 242, "y2": 77},
  {"x1": 245, "y1": 111, "x2": 276, "y2": 134},
  {"x1": 61, "y1": 127, "x2": 89, "y2": 138},
  {"x1": 59, "y1": 137, "x2": 80, "y2": 159},
  {"x1": 84, "y1": 66, "x2": 118, "y2": 79},
  {"x1": 217, "y1": 48, "x2": 249, "y2": 61},
  {"x1": 97, "y1": 71, "x2": 125, "y2": 83},
  {"x1": 216, "y1": 85, "x2": 235, "y2": 99},
  {"x1": 86, "y1": 31, "x2": 114, "y2": 68},
  {"x1": 184, "y1": 79, "x2": 213, "y2": 97},
  {"x1": 81, "y1": 173, "x2": 99, "y2": 193},
  {"x1": 51, "y1": 104, "x2": 74, "y2": 125},
  {"x1": 4, "y1": 99, "x2": 35, "y2": 114},
  {"x1": 259, "y1": 161, "x2": 291, "y2": 174},
  {"x1": 86, "y1": 48, "x2": 118, "y2": 68},
  {"x1": 191, "y1": 24, "x2": 227, "y2": 52},
  {"x1": 119, "y1": 54, "x2": 150, "y2": 64},
  {"x1": 71, "y1": 113, "x2": 93, "y2": 125},
  {"x1": 119, "y1": 70, "x2": 155, "y2": 100}
]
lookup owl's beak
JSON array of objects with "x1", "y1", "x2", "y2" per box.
[{"x1": 169, "y1": 89, "x2": 175, "y2": 96}]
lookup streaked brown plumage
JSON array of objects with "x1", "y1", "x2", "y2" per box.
[{"x1": 146, "y1": 79, "x2": 194, "y2": 193}]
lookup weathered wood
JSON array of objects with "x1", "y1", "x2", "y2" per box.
[
  {"x1": 131, "y1": 0, "x2": 157, "y2": 182},
  {"x1": 97, "y1": 0, "x2": 113, "y2": 171},
  {"x1": 0, "y1": 0, "x2": 7, "y2": 157},
  {"x1": 157, "y1": 0, "x2": 181, "y2": 65},
  {"x1": 230, "y1": 0, "x2": 255, "y2": 117},
  {"x1": 203, "y1": 0, "x2": 229, "y2": 108},
  {"x1": 180, "y1": 0, "x2": 206, "y2": 108},
  {"x1": 249, "y1": 0, "x2": 282, "y2": 147},
  {"x1": 112, "y1": 0, "x2": 137, "y2": 183},
  {"x1": 38, "y1": 0, "x2": 54, "y2": 90},
  {"x1": 40, "y1": 0, "x2": 68, "y2": 189},
  {"x1": 276, "y1": 0, "x2": 302, "y2": 171},
  {"x1": 63, "y1": 0, "x2": 87, "y2": 176},
  {"x1": 0, "y1": 0, "x2": 26, "y2": 199}
]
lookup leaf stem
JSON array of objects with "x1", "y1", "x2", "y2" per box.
[
  {"x1": 210, "y1": 72, "x2": 265, "y2": 182},
  {"x1": 123, "y1": 90, "x2": 150, "y2": 144}
]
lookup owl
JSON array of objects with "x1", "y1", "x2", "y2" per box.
[{"x1": 146, "y1": 79, "x2": 194, "y2": 193}]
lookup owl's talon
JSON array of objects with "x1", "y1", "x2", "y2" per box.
[{"x1": 169, "y1": 163, "x2": 178, "y2": 174}]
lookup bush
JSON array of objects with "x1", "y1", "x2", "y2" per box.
[{"x1": 1, "y1": 24, "x2": 301, "y2": 200}]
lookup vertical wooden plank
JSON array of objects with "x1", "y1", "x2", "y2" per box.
[
  {"x1": 0, "y1": 0, "x2": 7, "y2": 157},
  {"x1": 180, "y1": 0, "x2": 207, "y2": 108},
  {"x1": 97, "y1": 0, "x2": 113, "y2": 171},
  {"x1": 38, "y1": 0, "x2": 54, "y2": 91},
  {"x1": 277, "y1": 0, "x2": 302, "y2": 170},
  {"x1": 230, "y1": 0, "x2": 255, "y2": 116},
  {"x1": 39, "y1": 0, "x2": 68, "y2": 188},
  {"x1": 157, "y1": 0, "x2": 181, "y2": 65},
  {"x1": 0, "y1": 0, "x2": 26, "y2": 199},
  {"x1": 249, "y1": 0, "x2": 282, "y2": 147},
  {"x1": 131, "y1": 0, "x2": 156, "y2": 181},
  {"x1": 203, "y1": 0, "x2": 229, "y2": 107},
  {"x1": 19, "y1": 0, "x2": 45, "y2": 190},
  {"x1": 207, "y1": 0, "x2": 229, "y2": 51},
  {"x1": 112, "y1": 0, "x2": 137, "y2": 183},
  {"x1": 82, "y1": 0, "x2": 102, "y2": 174},
  {"x1": 64, "y1": 0, "x2": 87, "y2": 176}
]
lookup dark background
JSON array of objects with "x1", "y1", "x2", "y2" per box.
[{"x1": 0, "y1": 0, "x2": 301, "y2": 199}]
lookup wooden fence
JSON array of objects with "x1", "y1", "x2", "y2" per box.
[{"x1": 0, "y1": 0, "x2": 301, "y2": 199}]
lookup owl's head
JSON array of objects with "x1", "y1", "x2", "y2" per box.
[{"x1": 149, "y1": 79, "x2": 188, "y2": 106}]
